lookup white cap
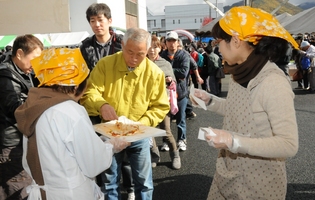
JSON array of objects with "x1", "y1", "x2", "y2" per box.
[
  {"x1": 166, "y1": 31, "x2": 178, "y2": 40},
  {"x1": 300, "y1": 41, "x2": 310, "y2": 48}
]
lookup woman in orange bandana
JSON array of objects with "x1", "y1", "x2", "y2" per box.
[
  {"x1": 193, "y1": 6, "x2": 299, "y2": 199},
  {"x1": 14, "y1": 48, "x2": 130, "y2": 200}
]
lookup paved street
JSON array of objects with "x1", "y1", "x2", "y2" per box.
[{"x1": 151, "y1": 75, "x2": 315, "y2": 200}]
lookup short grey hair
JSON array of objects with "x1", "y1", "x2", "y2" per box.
[{"x1": 123, "y1": 28, "x2": 151, "y2": 51}]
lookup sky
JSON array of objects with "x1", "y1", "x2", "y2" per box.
[{"x1": 146, "y1": 0, "x2": 312, "y2": 14}]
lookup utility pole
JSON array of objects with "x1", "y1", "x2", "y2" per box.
[
  {"x1": 204, "y1": 0, "x2": 224, "y2": 17},
  {"x1": 271, "y1": 0, "x2": 289, "y2": 15},
  {"x1": 244, "y1": 0, "x2": 251, "y2": 6},
  {"x1": 216, "y1": 0, "x2": 217, "y2": 18}
]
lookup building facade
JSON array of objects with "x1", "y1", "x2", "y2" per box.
[
  {"x1": 147, "y1": 3, "x2": 223, "y2": 37},
  {"x1": 0, "y1": 0, "x2": 147, "y2": 35}
]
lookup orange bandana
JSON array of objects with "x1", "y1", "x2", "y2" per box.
[
  {"x1": 219, "y1": 6, "x2": 298, "y2": 49},
  {"x1": 31, "y1": 48, "x2": 89, "y2": 87}
]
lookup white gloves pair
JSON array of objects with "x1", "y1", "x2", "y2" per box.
[{"x1": 101, "y1": 137, "x2": 130, "y2": 153}]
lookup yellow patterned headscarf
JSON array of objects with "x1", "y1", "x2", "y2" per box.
[
  {"x1": 219, "y1": 6, "x2": 298, "y2": 49},
  {"x1": 31, "y1": 48, "x2": 89, "y2": 87}
]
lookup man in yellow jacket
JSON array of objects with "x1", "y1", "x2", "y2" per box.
[{"x1": 80, "y1": 27, "x2": 170, "y2": 200}]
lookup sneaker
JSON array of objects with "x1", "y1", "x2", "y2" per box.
[
  {"x1": 171, "y1": 150, "x2": 181, "y2": 170},
  {"x1": 171, "y1": 115, "x2": 176, "y2": 123},
  {"x1": 304, "y1": 86, "x2": 310, "y2": 90},
  {"x1": 178, "y1": 140, "x2": 187, "y2": 151},
  {"x1": 151, "y1": 162, "x2": 157, "y2": 168},
  {"x1": 161, "y1": 142, "x2": 170, "y2": 151},
  {"x1": 127, "y1": 192, "x2": 135, "y2": 200},
  {"x1": 186, "y1": 111, "x2": 197, "y2": 120}
]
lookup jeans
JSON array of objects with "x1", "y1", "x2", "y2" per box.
[
  {"x1": 102, "y1": 138, "x2": 153, "y2": 200},
  {"x1": 176, "y1": 97, "x2": 188, "y2": 141}
]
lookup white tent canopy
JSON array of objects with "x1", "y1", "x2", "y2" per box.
[
  {"x1": 45, "y1": 31, "x2": 90, "y2": 47},
  {"x1": 281, "y1": 7, "x2": 315, "y2": 34},
  {"x1": 275, "y1": 12, "x2": 292, "y2": 24},
  {"x1": 195, "y1": 17, "x2": 222, "y2": 36}
]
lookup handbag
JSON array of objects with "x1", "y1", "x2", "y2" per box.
[
  {"x1": 169, "y1": 88, "x2": 179, "y2": 115},
  {"x1": 216, "y1": 67, "x2": 225, "y2": 79},
  {"x1": 292, "y1": 70, "x2": 303, "y2": 81}
]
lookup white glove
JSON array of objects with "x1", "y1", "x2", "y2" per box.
[
  {"x1": 193, "y1": 89, "x2": 222, "y2": 106},
  {"x1": 107, "y1": 137, "x2": 130, "y2": 153},
  {"x1": 205, "y1": 127, "x2": 233, "y2": 149}
]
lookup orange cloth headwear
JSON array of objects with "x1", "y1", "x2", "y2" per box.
[
  {"x1": 31, "y1": 48, "x2": 89, "y2": 87},
  {"x1": 219, "y1": 6, "x2": 299, "y2": 49}
]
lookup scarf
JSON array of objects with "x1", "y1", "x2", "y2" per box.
[
  {"x1": 224, "y1": 51, "x2": 269, "y2": 87},
  {"x1": 219, "y1": 6, "x2": 298, "y2": 49}
]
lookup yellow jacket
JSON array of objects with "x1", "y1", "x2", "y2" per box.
[{"x1": 80, "y1": 51, "x2": 170, "y2": 127}]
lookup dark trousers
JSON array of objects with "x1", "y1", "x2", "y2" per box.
[{"x1": 0, "y1": 145, "x2": 31, "y2": 200}]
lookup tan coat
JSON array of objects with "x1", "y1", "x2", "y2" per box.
[{"x1": 207, "y1": 62, "x2": 298, "y2": 200}]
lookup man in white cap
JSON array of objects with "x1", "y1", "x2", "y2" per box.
[
  {"x1": 160, "y1": 31, "x2": 191, "y2": 151},
  {"x1": 300, "y1": 41, "x2": 315, "y2": 93}
]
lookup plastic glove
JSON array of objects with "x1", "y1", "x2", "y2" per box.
[
  {"x1": 100, "y1": 136, "x2": 109, "y2": 142},
  {"x1": 193, "y1": 89, "x2": 224, "y2": 106},
  {"x1": 205, "y1": 127, "x2": 233, "y2": 149},
  {"x1": 193, "y1": 89, "x2": 212, "y2": 105},
  {"x1": 108, "y1": 137, "x2": 131, "y2": 153}
]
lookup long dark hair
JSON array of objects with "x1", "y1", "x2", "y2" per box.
[{"x1": 211, "y1": 22, "x2": 291, "y2": 63}]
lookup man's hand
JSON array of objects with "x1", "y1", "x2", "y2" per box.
[
  {"x1": 165, "y1": 76, "x2": 173, "y2": 84},
  {"x1": 197, "y1": 76, "x2": 204, "y2": 84},
  {"x1": 100, "y1": 104, "x2": 118, "y2": 121}
]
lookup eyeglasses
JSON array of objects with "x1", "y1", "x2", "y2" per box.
[{"x1": 214, "y1": 38, "x2": 223, "y2": 45}]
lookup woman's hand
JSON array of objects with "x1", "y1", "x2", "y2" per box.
[
  {"x1": 108, "y1": 137, "x2": 131, "y2": 153},
  {"x1": 205, "y1": 127, "x2": 233, "y2": 149},
  {"x1": 193, "y1": 89, "x2": 212, "y2": 105}
]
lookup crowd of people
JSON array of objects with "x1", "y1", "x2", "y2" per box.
[
  {"x1": 291, "y1": 35, "x2": 315, "y2": 93},
  {"x1": 0, "y1": 3, "x2": 311, "y2": 200}
]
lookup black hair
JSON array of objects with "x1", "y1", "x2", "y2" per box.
[
  {"x1": 86, "y1": 3, "x2": 111, "y2": 22},
  {"x1": 49, "y1": 77, "x2": 88, "y2": 97},
  {"x1": 12, "y1": 35, "x2": 44, "y2": 57},
  {"x1": 254, "y1": 37, "x2": 291, "y2": 63},
  {"x1": 5, "y1": 45, "x2": 12, "y2": 52},
  {"x1": 204, "y1": 44, "x2": 213, "y2": 54},
  {"x1": 211, "y1": 22, "x2": 232, "y2": 43}
]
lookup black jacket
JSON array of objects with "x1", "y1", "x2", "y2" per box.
[
  {"x1": 0, "y1": 59, "x2": 38, "y2": 147},
  {"x1": 161, "y1": 49, "x2": 190, "y2": 100},
  {"x1": 80, "y1": 34, "x2": 123, "y2": 71}
]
